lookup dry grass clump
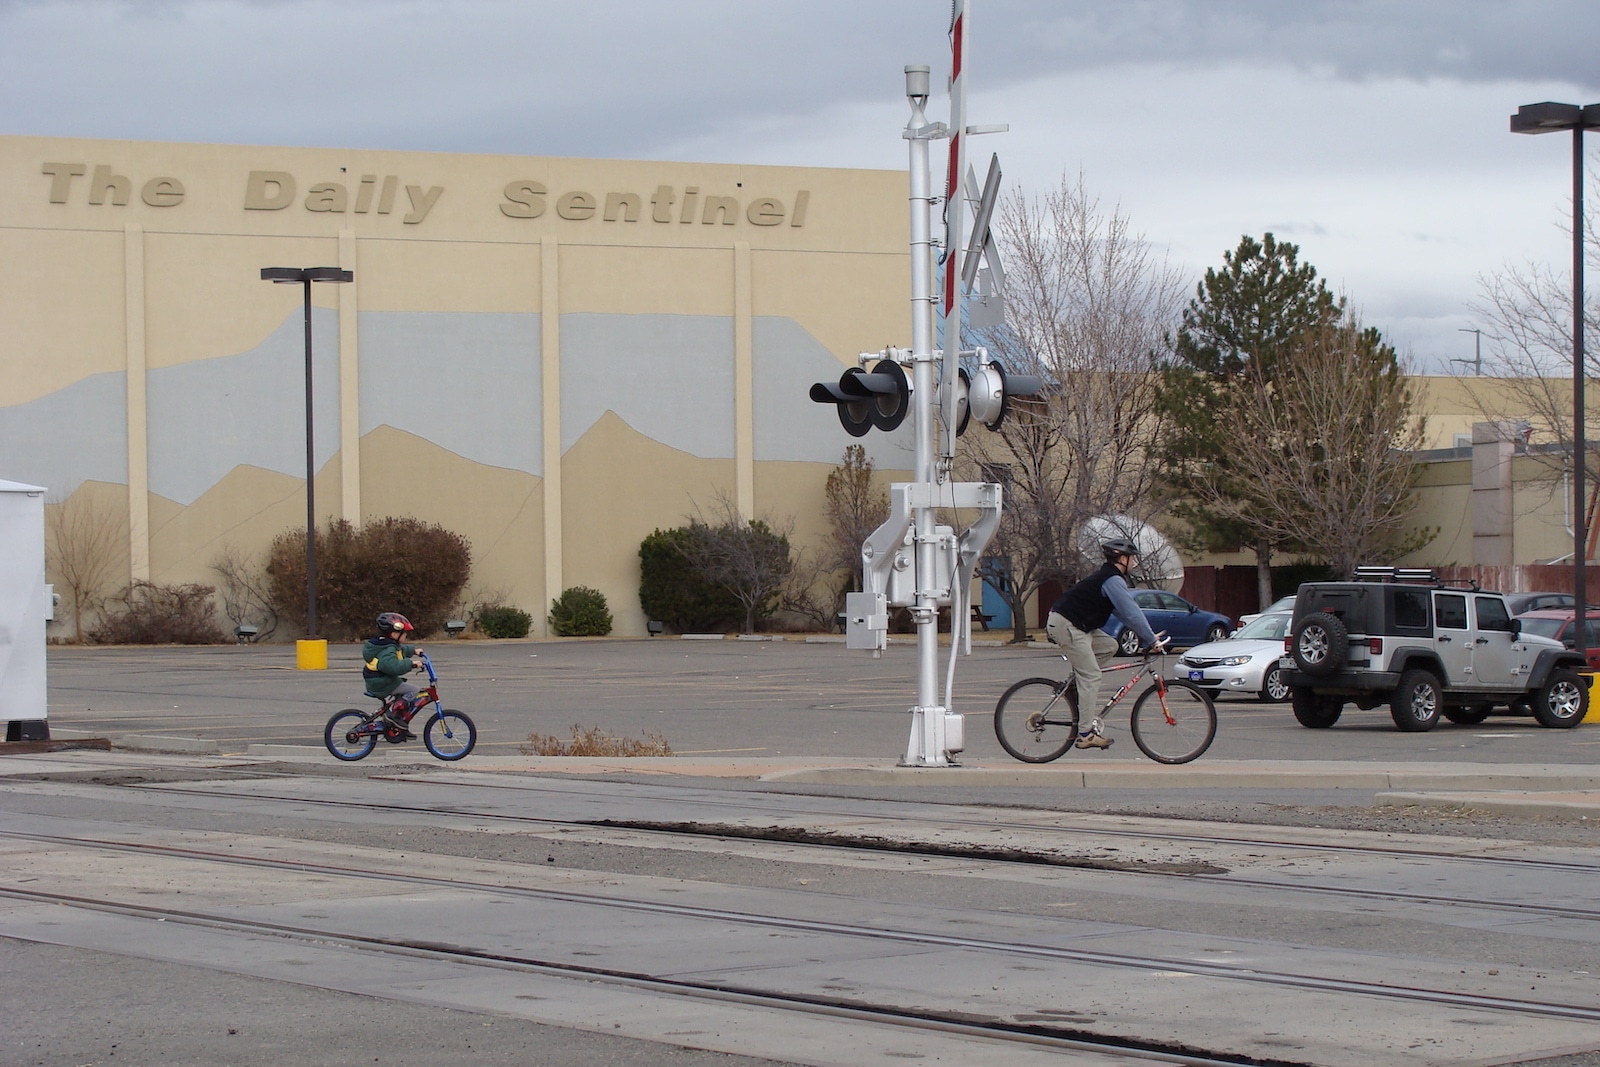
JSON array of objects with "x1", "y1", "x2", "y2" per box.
[{"x1": 522, "y1": 724, "x2": 673, "y2": 757}]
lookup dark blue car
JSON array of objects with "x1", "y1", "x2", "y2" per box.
[{"x1": 1104, "y1": 589, "x2": 1234, "y2": 655}]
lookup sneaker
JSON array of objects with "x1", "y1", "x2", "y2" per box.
[{"x1": 1074, "y1": 730, "x2": 1114, "y2": 750}]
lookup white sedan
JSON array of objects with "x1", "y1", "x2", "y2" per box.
[{"x1": 1172, "y1": 613, "x2": 1293, "y2": 702}]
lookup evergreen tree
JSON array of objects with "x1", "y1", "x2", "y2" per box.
[{"x1": 1158, "y1": 234, "x2": 1342, "y2": 606}]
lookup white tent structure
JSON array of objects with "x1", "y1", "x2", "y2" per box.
[
  {"x1": 0, "y1": 479, "x2": 48, "y2": 741},
  {"x1": 1079, "y1": 515, "x2": 1185, "y2": 593}
]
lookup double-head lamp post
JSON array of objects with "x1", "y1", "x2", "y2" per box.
[
  {"x1": 260, "y1": 266, "x2": 353, "y2": 641},
  {"x1": 1511, "y1": 103, "x2": 1600, "y2": 653}
]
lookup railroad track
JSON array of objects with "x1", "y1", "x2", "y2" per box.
[
  {"x1": 77, "y1": 777, "x2": 1600, "y2": 925},
  {"x1": 6, "y1": 771, "x2": 1600, "y2": 1065},
  {"x1": 5, "y1": 823, "x2": 1600, "y2": 1067}
]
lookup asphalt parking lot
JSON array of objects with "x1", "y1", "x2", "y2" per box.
[{"x1": 40, "y1": 636, "x2": 1600, "y2": 766}]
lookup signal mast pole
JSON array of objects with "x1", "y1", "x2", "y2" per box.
[
  {"x1": 822, "y1": 0, "x2": 1023, "y2": 767},
  {"x1": 897, "y1": 0, "x2": 1005, "y2": 765},
  {"x1": 902, "y1": 60, "x2": 947, "y2": 764}
]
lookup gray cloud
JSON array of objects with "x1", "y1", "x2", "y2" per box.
[
  {"x1": 987, "y1": 1, "x2": 1600, "y2": 92},
  {"x1": 5, "y1": 1, "x2": 1594, "y2": 162}
]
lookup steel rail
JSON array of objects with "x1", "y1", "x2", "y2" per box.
[
  {"x1": 0, "y1": 881, "x2": 1301, "y2": 1067},
  {"x1": 3, "y1": 827, "x2": 1599, "y2": 1026}
]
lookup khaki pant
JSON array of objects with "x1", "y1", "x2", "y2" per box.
[{"x1": 1046, "y1": 611, "x2": 1118, "y2": 723}]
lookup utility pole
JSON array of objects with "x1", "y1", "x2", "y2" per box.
[{"x1": 1453, "y1": 327, "x2": 1483, "y2": 376}]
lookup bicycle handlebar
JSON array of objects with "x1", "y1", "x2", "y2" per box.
[{"x1": 419, "y1": 651, "x2": 437, "y2": 684}]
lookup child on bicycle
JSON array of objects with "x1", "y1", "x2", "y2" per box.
[
  {"x1": 1045, "y1": 539, "x2": 1168, "y2": 750},
  {"x1": 363, "y1": 612, "x2": 424, "y2": 733}
]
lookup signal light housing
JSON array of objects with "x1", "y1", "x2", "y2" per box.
[
  {"x1": 963, "y1": 358, "x2": 1043, "y2": 433},
  {"x1": 810, "y1": 358, "x2": 910, "y2": 436}
]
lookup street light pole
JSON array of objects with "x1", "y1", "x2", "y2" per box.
[
  {"x1": 260, "y1": 266, "x2": 353, "y2": 644},
  {"x1": 1511, "y1": 102, "x2": 1600, "y2": 655}
]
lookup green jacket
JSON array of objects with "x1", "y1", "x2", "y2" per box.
[{"x1": 362, "y1": 635, "x2": 419, "y2": 697}]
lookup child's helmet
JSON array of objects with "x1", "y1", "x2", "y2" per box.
[{"x1": 377, "y1": 612, "x2": 414, "y2": 633}]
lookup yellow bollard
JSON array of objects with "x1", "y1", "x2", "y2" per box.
[
  {"x1": 1584, "y1": 673, "x2": 1600, "y2": 725},
  {"x1": 296, "y1": 638, "x2": 329, "y2": 671}
]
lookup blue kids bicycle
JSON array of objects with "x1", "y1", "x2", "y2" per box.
[{"x1": 323, "y1": 652, "x2": 477, "y2": 762}]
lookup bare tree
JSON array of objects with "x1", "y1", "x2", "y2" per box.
[
  {"x1": 679, "y1": 494, "x2": 795, "y2": 635},
  {"x1": 1187, "y1": 312, "x2": 1432, "y2": 577},
  {"x1": 823, "y1": 444, "x2": 888, "y2": 595},
  {"x1": 45, "y1": 489, "x2": 125, "y2": 644},
  {"x1": 211, "y1": 543, "x2": 281, "y2": 641},
  {"x1": 960, "y1": 172, "x2": 1187, "y2": 640},
  {"x1": 1463, "y1": 180, "x2": 1600, "y2": 526}
]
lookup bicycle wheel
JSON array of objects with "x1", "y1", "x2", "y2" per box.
[
  {"x1": 1130, "y1": 680, "x2": 1217, "y2": 765},
  {"x1": 324, "y1": 709, "x2": 377, "y2": 761},
  {"x1": 423, "y1": 709, "x2": 477, "y2": 761},
  {"x1": 994, "y1": 678, "x2": 1079, "y2": 763}
]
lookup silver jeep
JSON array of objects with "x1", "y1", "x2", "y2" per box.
[{"x1": 1280, "y1": 567, "x2": 1588, "y2": 732}]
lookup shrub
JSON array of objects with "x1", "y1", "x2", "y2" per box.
[
  {"x1": 548, "y1": 586, "x2": 613, "y2": 636},
  {"x1": 266, "y1": 517, "x2": 472, "y2": 640},
  {"x1": 90, "y1": 581, "x2": 228, "y2": 645},
  {"x1": 477, "y1": 604, "x2": 532, "y2": 639},
  {"x1": 522, "y1": 724, "x2": 672, "y2": 757},
  {"x1": 638, "y1": 526, "x2": 742, "y2": 633}
]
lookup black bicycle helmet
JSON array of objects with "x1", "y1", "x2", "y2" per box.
[
  {"x1": 1101, "y1": 538, "x2": 1140, "y2": 561},
  {"x1": 377, "y1": 611, "x2": 414, "y2": 633}
]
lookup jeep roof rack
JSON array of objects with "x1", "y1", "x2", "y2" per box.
[
  {"x1": 1350, "y1": 565, "x2": 1481, "y2": 591},
  {"x1": 1353, "y1": 566, "x2": 1438, "y2": 582}
]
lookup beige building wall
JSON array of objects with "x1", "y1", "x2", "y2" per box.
[{"x1": 2, "y1": 135, "x2": 916, "y2": 638}]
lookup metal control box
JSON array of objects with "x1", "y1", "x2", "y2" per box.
[{"x1": 845, "y1": 591, "x2": 889, "y2": 650}]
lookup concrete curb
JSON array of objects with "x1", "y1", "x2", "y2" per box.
[
  {"x1": 759, "y1": 762, "x2": 1600, "y2": 791},
  {"x1": 1375, "y1": 789, "x2": 1600, "y2": 822}
]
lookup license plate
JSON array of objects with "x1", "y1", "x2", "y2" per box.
[{"x1": 1189, "y1": 670, "x2": 1205, "y2": 682}]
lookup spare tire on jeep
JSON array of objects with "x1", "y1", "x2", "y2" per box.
[{"x1": 1291, "y1": 612, "x2": 1348, "y2": 677}]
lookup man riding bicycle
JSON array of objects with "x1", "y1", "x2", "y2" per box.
[{"x1": 1046, "y1": 539, "x2": 1168, "y2": 750}]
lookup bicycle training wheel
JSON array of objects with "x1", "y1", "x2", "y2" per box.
[
  {"x1": 423, "y1": 709, "x2": 477, "y2": 761},
  {"x1": 994, "y1": 678, "x2": 1079, "y2": 763},
  {"x1": 324, "y1": 709, "x2": 377, "y2": 762},
  {"x1": 1129, "y1": 680, "x2": 1217, "y2": 765}
]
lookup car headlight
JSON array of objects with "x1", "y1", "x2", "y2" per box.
[{"x1": 1218, "y1": 655, "x2": 1251, "y2": 666}]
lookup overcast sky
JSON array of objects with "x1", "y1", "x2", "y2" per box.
[{"x1": 5, "y1": 0, "x2": 1599, "y2": 373}]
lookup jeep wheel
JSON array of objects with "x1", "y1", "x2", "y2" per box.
[
  {"x1": 1291, "y1": 612, "x2": 1348, "y2": 677},
  {"x1": 1261, "y1": 664, "x2": 1291, "y2": 703},
  {"x1": 1443, "y1": 703, "x2": 1493, "y2": 725},
  {"x1": 1117, "y1": 627, "x2": 1141, "y2": 656},
  {"x1": 1290, "y1": 686, "x2": 1343, "y2": 728},
  {"x1": 1390, "y1": 669, "x2": 1442, "y2": 732},
  {"x1": 1531, "y1": 668, "x2": 1588, "y2": 728}
]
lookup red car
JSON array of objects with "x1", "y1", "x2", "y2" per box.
[{"x1": 1515, "y1": 609, "x2": 1600, "y2": 670}]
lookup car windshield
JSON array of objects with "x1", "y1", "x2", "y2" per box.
[
  {"x1": 1233, "y1": 613, "x2": 1290, "y2": 641},
  {"x1": 1518, "y1": 617, "x2": 1566, "y2": 641}
]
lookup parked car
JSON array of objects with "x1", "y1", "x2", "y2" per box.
[
  {"x1": 1105, "y1": 589, "x2": 1234, "y2": 655},
  {"x1": 1505, "y1": 591, "x2": 1577, "y2": 616},
  {"x1": 1512, "y1": 608, "x2": 1600, "y2": 670},
  {"x1": 1174, "y1": 612, "x2": 1292, "y2": 701},
  {"x1": 1238, "y1": 595, "x2": 1297, "y2": 627}
]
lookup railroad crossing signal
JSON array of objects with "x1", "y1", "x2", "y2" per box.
[{"x1": 811, "y1": 349, "x2": 1039, "y2": 438}]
